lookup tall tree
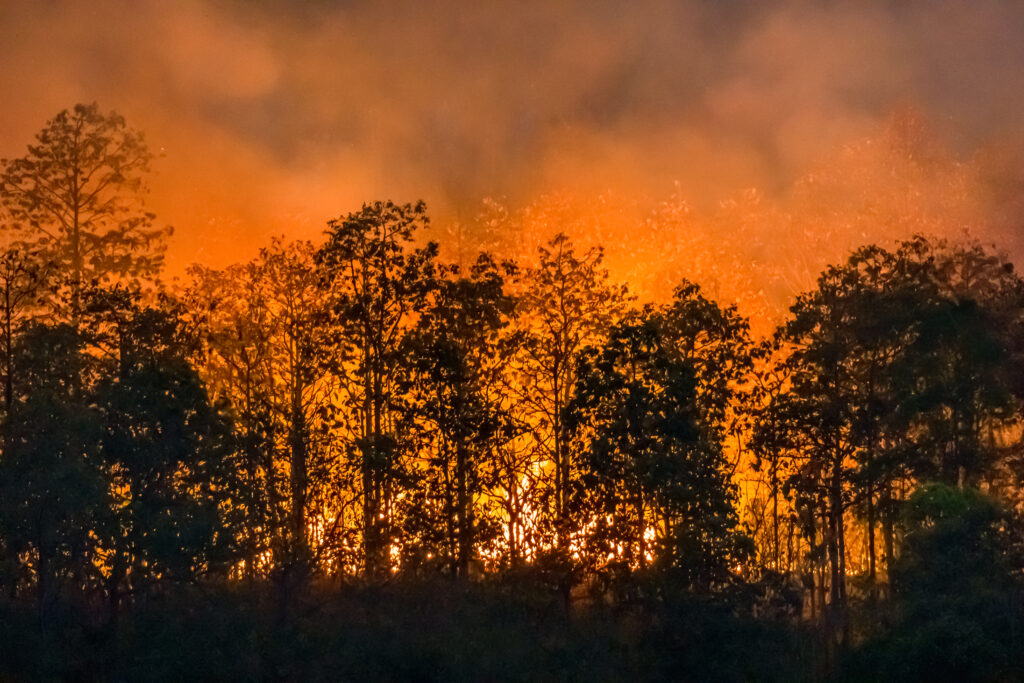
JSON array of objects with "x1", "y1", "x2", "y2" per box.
[
  {"x1": 768, "y1": 256, "x2": 874, "y2": 637},
  {"x1": 0, "y1": 242, "x2": 51, "y2": 415},
  {"x1": 0, "y1": 323, "x2": 106, "y2": 622},
  {"x1": 566, "y1": 306, "x2": 748, "y2": 590},
  {"x1": 316, "y1": 200, "x2": 437, "y2": 577},
  {"x1": 401, "y1": 254, "x2": 516, "y2": 577},
  {"x1": 259, "y1": 238, "x2": 334, "y2": 573},
  {"x1": 186, "y1": 241, "x2": 341, "y2": 578},
  {"x1": 0, "y1": 103, "x2": 170, "y2": 322},
  {"x1": 513, "y1": 233, "x2": 627, "y2": 549},
  {"x1": 87, "y1": 289, "x2": 245, "y2": 618},
  {"x1": 757, "y1": 236, "x2": 1023, "y2": 637},
  {"x1": 660, "y1": 280, "x2": 754, "y2": 457},
  {"x1": 185, "y1": 261, "x2": 286, "y2": 576},
  {"x1": 890, "y1": 237, "x2": 1021, "y2": 487}
]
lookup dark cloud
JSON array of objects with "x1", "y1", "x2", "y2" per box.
[{"x1": 1, "y1": 0, "x2": 1022, "y2": 270}]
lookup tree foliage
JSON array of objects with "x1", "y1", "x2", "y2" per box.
[
  {"x1": 4, "y1": 103, "x2": 1024, "y2": 681},
  {"x1": 316, "y1": 200, "x2": 438, "y2": 576},
  {"x1": 567, "y1": 297, "x2": 749, "y2": 590},
  {"x1": 0, "y1": 103, "x2": 170, "y2": 320}
]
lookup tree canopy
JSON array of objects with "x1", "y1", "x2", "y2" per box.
[{"x1": 3, "y1": 104, "x2": 1024, "y2": 681}]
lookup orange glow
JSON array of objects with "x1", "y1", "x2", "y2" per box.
[
  {"x1": 2, "y1": 2, "x2": 1023, "y2": 284},
  {"x1": 3, "y1": 1, "x2": 1024, "y2": 593}
]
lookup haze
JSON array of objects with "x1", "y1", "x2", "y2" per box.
[{"x1": 2, "y1": 0, "x2": 1023, "y2": 286}]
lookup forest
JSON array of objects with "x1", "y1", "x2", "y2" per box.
[{"x1": 1, "y1": 104, "x2": 1023, "y2": 682}]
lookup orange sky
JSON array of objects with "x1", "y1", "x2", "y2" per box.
[{"x1": 1, "y1": 0, "x2": 1023, "y2": 291}]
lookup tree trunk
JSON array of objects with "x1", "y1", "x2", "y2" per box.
[
  {"x1": 552, "y1": 356, "x2": 565, "y2": 547},
  {"x1": 456, "y1": 438, "x2": 472, "y2": 579},
  {"x1": 3, "y1": 286, "x2": 12, "y2": 416},
  {"x1": 827, "y1": 460, "x2": 849, "y2": 647},
  {"x1": 363, "y1": 349, "x2": 384, "y2": 578},
  {"x1": 289, "y1": 378, "x2": 308, "y2": 569},
  {"x1": 881, "y1": 482, "x2": 895, "y2": 588},
  {"x1": 771, "y1": 460, "x2": 780, "y2": 570},
  {"x1": 866, "y1": 482, "x2": 876, "y2": 599}
]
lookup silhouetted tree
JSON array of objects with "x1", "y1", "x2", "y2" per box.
[
  {"x1": 258, "y1": 238, "x2": 335, "y2": 574},
  {"x1": 316, "y1": 200, "x2": 438, "y2": 577},
  {"x1": 0, "y1": 243, "x2": 51, "y2": 415},
  {"x1": 889, "y1": 237, "x2": 1021, "y2": 487},
  {"x1": 766, "y1": 251, "x2": 887, "y2": 640},
  {"x1": 186, "y1": 261, "x2": 287, "y2": 576},
  {"x1": 661, "y1": 281, "x2": 754, "y2": 445},
  {"x1": 567, "y1": 305, "x2": 748, "y2": 591},
  {"x1": 0, "y1": 323, "x2": 105, "y2": 623},
  {"x1": 513, "y1": 233, "x2": 627, "y2": 550},
  {"x1": 0, "y1": 103, "x2": 170, "y2": 322},
  {"x1": 88, "y1": 289, "x2": 245, "y2": 618},
  {"x1": 400, "y1": 253, "x2": 517, "y2": 577},
  {"x1": 757, "y1": 235, "x2": 1024, "y2": 642}
]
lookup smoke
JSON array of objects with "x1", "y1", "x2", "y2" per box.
[{"x1": 1, "y1": 0, "x2": 1023, "y2": 274}]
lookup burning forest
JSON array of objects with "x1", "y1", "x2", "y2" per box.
[{"x1": 2, "y1": 2, "x2": 1024, "y2": 681}]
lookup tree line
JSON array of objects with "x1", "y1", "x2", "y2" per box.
[{"x1": 3, "y1": 104, "x2": 1024, "y2": 679}]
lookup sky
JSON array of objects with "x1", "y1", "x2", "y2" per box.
[{"x1": 1, "y1": 0, "x2": 1023, "y2": 277}]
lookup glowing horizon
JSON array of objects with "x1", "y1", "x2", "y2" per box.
[{"x1": 2, "y1": 1, "x2": 1023, "y2": 323}]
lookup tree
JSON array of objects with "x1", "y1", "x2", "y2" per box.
[
  {"x1": 186, "y1": 241, "x2": 342, "y2": 579},
  {"x1": 566, "y1": 306, "x2": 748, "y2": 590},
  {"x1": 0, "y1": 323, "x2": 106, "y2": 622},
  {"x1": 889, "y1": 237, "x2": 1021, "y2": 487},
  {"x1": 766, "y1": 251, "x2": 886, "y2": 637},
  {"x1": 87, "y1": 289, "x2": 245, "y2": 617},
  {"x1": 0, "y1": 242, "x2": 51, "y2": 415},
  {"x1": 660, "y1": 280, "x2": 754, "y2": 460},
  {"x1": 756, "y1": 235, "x2": 1024, "y2": 640},
  {"x1": 400, "y1": 253, "x2": 517, "y2": 577},
  {"x1": 316, "y1": 200, "x2": 438, "y2": 577},
  {"x1": 512, "y1": 233, "x2": 627, "y2": 549},
  {"x1": 849, "y1": 484, "x2": 1024, "y2": 682},
  {"x1": 258, "y1": 239, "x2": 334, "y2": 574},
  {"x1": 0, "y1": 103, "x2": 170, "y2": 322},
  {"x1": 185, "y1": 260, "x2": 288, "y2": 577}
]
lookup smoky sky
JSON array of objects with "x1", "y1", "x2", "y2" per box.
[{"x1": 1, "y1": 0, "x2": 1023, "y2": 270}]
